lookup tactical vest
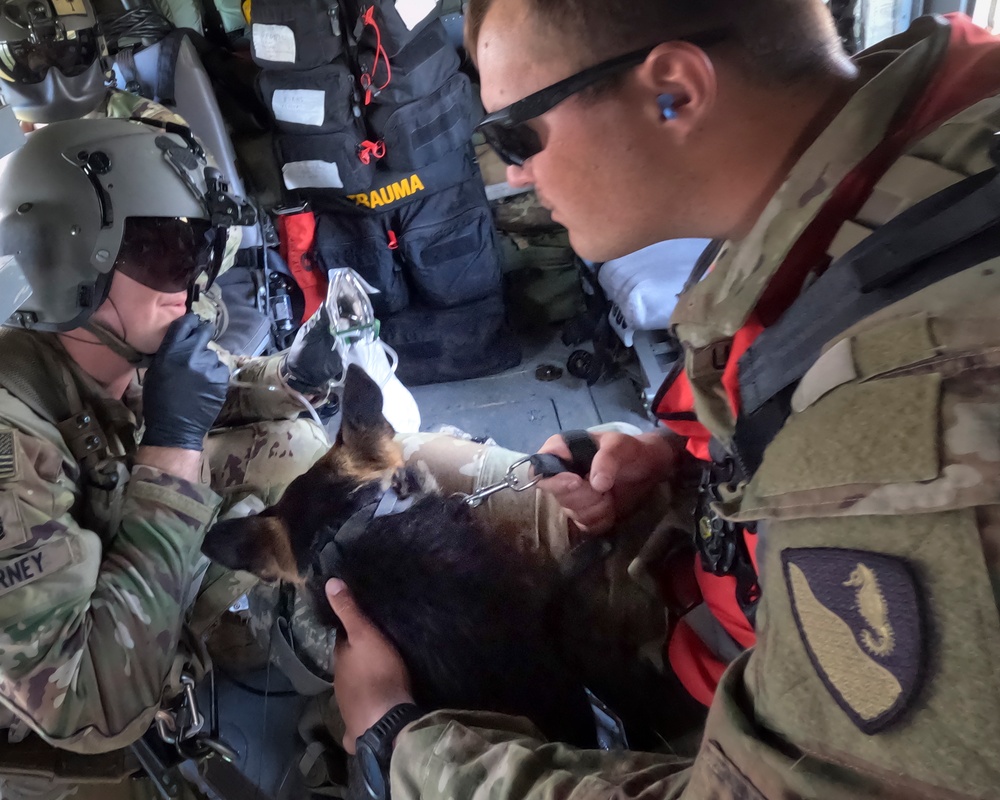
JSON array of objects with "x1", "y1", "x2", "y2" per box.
[
  {"x1": 652, "y1": 15, "x2": 1000, "y2": 703},
  {"x1": 0, "y1": 328, "x2": 134, "y2": 539}
]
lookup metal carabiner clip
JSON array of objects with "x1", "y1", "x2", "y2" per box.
[
  {"x1": 461, "y1": 456, "x2": 545, "y2": 509},
  {"x1": 505, "y1": 456, "x2": 543, "y2": 493},
  {"x1": 461, "y1": 477, "x2": 514, "y2": 509},
  {"x1": 154, "y1": 709, "x2": 178, "y2": 746},
  {"x1": 178, "y1": 672, "x2": 205, "y2": 742},
  {"x1": 154, "y1": 671, "x2": 205, "y2": 747}
]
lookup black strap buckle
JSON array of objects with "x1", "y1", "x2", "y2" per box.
[
  {"x1": 57, "y1": 410, "x2": 107, "y2": 463},
  {"x1": 695, "y1": 458, "x2": 760, "y2": 624}
]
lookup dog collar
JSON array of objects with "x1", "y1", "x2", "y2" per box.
[{"x1": 316, "y1": 487, "x2": 416, "y2": 576}]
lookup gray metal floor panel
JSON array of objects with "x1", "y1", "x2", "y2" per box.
[{"x1": 410, "y1": 331, "x2": 653, "y2": 454}]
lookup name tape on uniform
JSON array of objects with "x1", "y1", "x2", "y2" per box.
[{"x1": 0, "y1": 540, "x2": 74, "y2": 597}]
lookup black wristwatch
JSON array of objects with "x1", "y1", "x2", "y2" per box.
[{"x1": 355, "y1": 703, "x2": 424, "y2": 800}]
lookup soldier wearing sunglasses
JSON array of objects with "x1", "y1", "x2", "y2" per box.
[{"x1": 327, "y1": 0, "x2": 1000, "y2": 798}]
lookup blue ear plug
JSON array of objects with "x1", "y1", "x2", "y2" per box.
[{"x1": 658, "y1": 93, "x2": 677, "y2": 120}]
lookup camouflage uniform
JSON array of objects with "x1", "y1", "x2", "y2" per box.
[
  {"x1": 0, "y1": 329, "x2": 328, "y2": 797},
  {"x1": 389, "y1": 17, "x2": 1000, "y2": 799}
]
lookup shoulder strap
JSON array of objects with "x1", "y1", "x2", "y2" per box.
[
  {"x1": 0, "y1": 328, "x2": 117, "y2": 467},
  {"x1": 263, "y1": 584, "x2": 334, "y2": 697},
  {"x1": 155, "y1": 29, "x2": 191, "y2": 107},
  {"x1": 116, "y1": 46, "x2": 145, "y2": 95},
  {"x1": 269, "y1": 612, "x2": 335, "y2": 696},
  {"x1": 734, "y1": 140, "x2": 1000, "y2": 475},
  {"x1": 680, "y1": 239, "x2": 725, "y2": 296},
  {"x1": 0, "y1": 328, "x2": 72, "y2": 425}
]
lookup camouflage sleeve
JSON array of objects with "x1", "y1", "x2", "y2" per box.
[
  {"x1": 681, "y1": 300, "x2": 1000, "y2": 797},
  {"x1": 101, "y1": 90, "x2": 188, "y2": 127},
  {"x1": 392, "y1": 711, "x2": 692, "y2": 800},
  {"x1": 0, "y1": 416, "x2": 221, "y2": 754},
  {"x1": 214, "y1": 351, "x2": 316, "y2": 426}
]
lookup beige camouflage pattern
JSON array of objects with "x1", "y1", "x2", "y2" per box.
[
  {"x1": 214, "y1": 351, "x2": 318, "y2": 428},
  {"x1": 97, "y1": 90, "x2": 187, "y2": 127},
  {"x1": 245, "y1": 580, "x2": 333, "y2": 683},
  {"x1": 401, "y1": 428, "x2": 668, "y2": 656},
  {"x1": 390, "y1": 17, "x2": 1000, "y2": 800},
  {"x1": 0, "y1": 329, "x2": 330, "y2": 790},
  {"x1": 702, "y1": 277, "x2": 1000, "y2": 798},
  {"x1": 729, "y1": 284, "x2": 1000, "y2": 523}
]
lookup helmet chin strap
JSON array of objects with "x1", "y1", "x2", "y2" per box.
[{"x1": 83, "y1": 319, "x2": 153, "y2": 368}]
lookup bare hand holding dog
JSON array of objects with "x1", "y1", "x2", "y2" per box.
[
  {"x1": 327, "y1": 578, "x2": 415, "y2": 753},
  {"x1": 536, "y1": 431, "x2": 680, "y2": 534}
]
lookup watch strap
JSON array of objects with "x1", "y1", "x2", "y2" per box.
[{"x1": 361, "y1": 703, "x2": 425, "y2": 764}]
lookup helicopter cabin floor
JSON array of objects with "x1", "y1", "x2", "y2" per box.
[{"x1": 407, "y1": 326, "x2": 656, "y2": 453}]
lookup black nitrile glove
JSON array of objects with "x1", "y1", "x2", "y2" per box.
[
  {"x1": 141, "y1": 314, "x2": 230, "y2": 451},
  {"x1": 281, "y1": 304, "x2": 345, "y2": 393}
]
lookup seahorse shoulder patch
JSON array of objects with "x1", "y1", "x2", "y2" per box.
[{"x1": 782, "y1": 548, "x2": 925, "y2": 734}]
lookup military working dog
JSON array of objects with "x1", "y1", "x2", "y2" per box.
[{"x1": 203, "y1": 365, "x2": 672, "y2": 750}]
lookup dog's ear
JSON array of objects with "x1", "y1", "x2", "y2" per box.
[
  {"x1": 202, "y1": 514, "x2": 303, "y2": 584},
  {"x1": 336, "y1": 364, "x2": 399, "y2": 468},
  {"x1": 342, "y1": 363, "x2": 392, "y2": 434}
]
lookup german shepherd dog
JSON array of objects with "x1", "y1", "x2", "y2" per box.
[{"x1": 203, "y1": 366, "x2": 672, "y2": 752}]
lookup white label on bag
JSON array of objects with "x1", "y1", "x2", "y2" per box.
[
  {"x1": 272, "y1": 89, "x2": 326, "y2": 127},
  {"x1": 283, "y1": 160, "x2": 344, "y2": 190},
  {"x1": 253, "y1": 24, "x2": 297, "y2": 63},
  {"x1": 395, "y1": 0, "x2": 436, "y2": 30},
  {"x1": 51, "y1": 0, "x2": 88, "y2": 16}
]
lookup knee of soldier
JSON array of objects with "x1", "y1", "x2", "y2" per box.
[
  {"x1": 395, "y1": 431, "x2": 499, "y2": 495},
  {"x1": 206, "y1": 418, "x2": 330, "y2": 507}
]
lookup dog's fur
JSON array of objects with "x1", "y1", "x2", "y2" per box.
[{"x1": 204, "y1": 365, "x2": 671, "y2": 750}]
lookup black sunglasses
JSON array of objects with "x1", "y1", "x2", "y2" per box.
[{"x1": 476, "y1": 30, "x2": 730, "y2": 167}]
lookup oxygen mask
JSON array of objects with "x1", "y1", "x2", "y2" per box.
[{"x1": 324, "y1": 267, "x2": 381, "y2": 356}]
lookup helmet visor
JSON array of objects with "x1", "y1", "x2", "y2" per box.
[
  {"x1": 0, "y1": 28, "x2": 97, "y2": 85},
  {"x1": 114, "y1": 217, "x2": 218, "y2": 294}
]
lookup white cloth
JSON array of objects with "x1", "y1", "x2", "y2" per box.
[
  {"x1": 598, "y1": 239, "x2": 711, "y2": 345},
  {"x1": 343, "y1": 338, "x2": 422, "y2": 434}
]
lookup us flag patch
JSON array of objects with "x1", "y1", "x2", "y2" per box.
[{"x1": 0, "y1": 431, "x2": 16, "y2": 481}]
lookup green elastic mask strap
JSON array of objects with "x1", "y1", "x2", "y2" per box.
[{"x1": 83, "y1": 319, "x2": 153, "y2": 368}]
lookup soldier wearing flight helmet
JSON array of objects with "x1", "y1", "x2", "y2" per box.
[{"x1": 0, "y1": 116, "x2": 344, "y2": 798}]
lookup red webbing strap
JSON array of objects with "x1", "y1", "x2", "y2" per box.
[
  {"x1": 358, "y1": 6, "x2": 392, "y2": 105},
  {"x1": 358, "y1": 139, "x2": 386, "y2": 165}
]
